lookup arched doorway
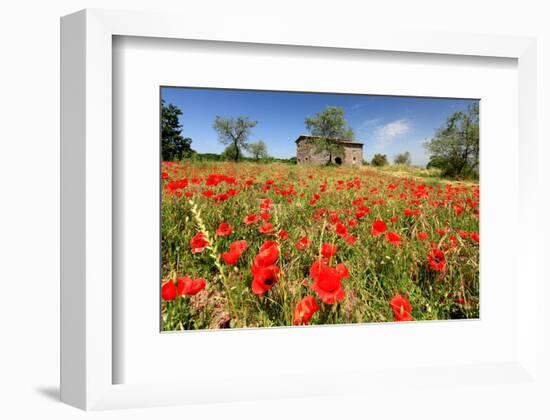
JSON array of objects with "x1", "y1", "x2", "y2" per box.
[{"x1": 334, "y1": 157, "x2": 342, "y2": 165}]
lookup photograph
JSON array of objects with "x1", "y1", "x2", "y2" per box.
[{"x1": 160, "y1": 87, "x2": 480, "y2": 331}]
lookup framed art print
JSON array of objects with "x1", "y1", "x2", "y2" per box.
[
  {"x1": 158, "y1": 86, "x2": 480, "y2": 332},
  {"x1": 61, "y1": 9, "x2": 544, "y2": 413}
]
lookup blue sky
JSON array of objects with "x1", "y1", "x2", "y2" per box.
[{"x1": 161, "y1": 87, "x2": 478, "y2": 166}]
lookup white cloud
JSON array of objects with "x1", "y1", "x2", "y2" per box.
[
  {"x1": 361, "y1": 117, "x2": 383, "y2": 127},
  {"x1": 373, "y1": 119, "x2": 411, "y2": 149}
]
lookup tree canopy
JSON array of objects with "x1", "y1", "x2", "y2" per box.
[
  {"x1": 371, "y1": 153, "x2": 388, "y2": 167},
  {"x1": 213, "y1": 116, "x2": 257, "y2": 162},
  {"x1": 394, "y1": 151, "x2": 412, "y2": 165},
  {"x1": 161, "y1": 100, "x2": 194, "y2": 161},
  {"x1": 304, "y1": 106, "x2": 355, "y2": 164},
  {"x1": 424, "y1": 103, "x2": 479, "y2": 178},
  {"x1": 247, "y1": 140, "x2": 269, "y2": 161}
]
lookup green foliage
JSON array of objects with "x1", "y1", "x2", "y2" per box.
[
  {"x1": 424, "y1": 103, "x2": 479, "y2": 178},
  {"x1": 371, "y1": 153, "x2": 388, "y2": 167},
  {"x1": 247, "y1": 140, "x2": 269, "y2": 161},
  {"x1": 221, "y1": 144, "x2": 240, "y2": 161},
  {"x1": 213, "y1": 116, "x2": 257, "y2": 162},
  {"x1": 394, "y1": 151, "x2": 412, "y2": 166},
  {"x1": 161, "y1": 100, "x2": 194, "y2": 161},
  {"x1": 305, "y1": 106, "x2": 355, "y2": 164}
]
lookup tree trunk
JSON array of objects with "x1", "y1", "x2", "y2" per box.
[{"x1": 234, "y1": 140, "x2": 239, "y2": 162}]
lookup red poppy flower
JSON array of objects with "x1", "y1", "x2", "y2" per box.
[
  {"x1": 453, "y1": 204, "x2": 464, "y2": 216},
  {"x1": 253, "y1": 240, "x2": 279, "y2": 267},
  {"x1": 386, "y1": 231, "x2": 401, "y2": 246},
  {"x1": 161, "y1": 171, "x2": 169, "y2": 180},
  {"x1": 296, "y1": 236, "x2": 311, "y2": 250},
  {"x1": 417, "y1": 231, "x2": 429, "y2": 241},
  {"x1": 310, "y1": 260, "x2": 348, "y2": 304},
  {"x1": 403, "y1": 208, "x2": 420, "y2": 217},
  {"x1": 278, "y1": 230, "x2": 289, "y2": 240},
  {"x1": 428, "y1": 248, "x2": 446, "y2": 271},
  {"x1": 321, "y1": 243, "x2": 337, "y2": 257},
  {"x1": 221, "y1": 240, "x2": 248, "y2": 265},
  {"x1": 215, "y1": 222, "x2": 233, "y2": 237},
  {"x1": 371, "y1": 220, "x2": 387, "y2": 236},
  {"x1": 251, "y1": 264, "x2": 280, "y2": 295},
  {"x1": 190, "y1": 232, "x2": 209, "y2": 254},
  {"x1": 244, "y1": 213, "x2": 258, "y2": 225},
  {"x1": 177, "y1": 276, "x2": 206, "y2": 295},
  {"x1": 335, "y1": 263, "x2": 349, "y2": 279},
  {"x1": 259, "y1": 222, "x2": 274, "y2": 234},
  {"x1": 260, "y1": 197, "x2": 273, "y2": 209},
  {"x1": 389, "y1": 294, "x2": 413, "y2": 321},
  {"x1": 292, "y1": 296, "x2": 320, "y2": 325},
  {"x1": 458, "y1": 229, "x2": 469, "y2": 239},
  {"x1": 161, "y1": 280, "x2": 177, "y2": 301},
  {"x1": 202, "y1": 189, "x2": 214, "y2": 198},
  {"x1": 470, "y1": 231, "x2": 479, "y2": 242},
  {"x1": 335, "y1": 222, "x2": 348, "y2": 237},
  {"x1": 345, "y1": 234, "x2": 357, "y2": 245}
]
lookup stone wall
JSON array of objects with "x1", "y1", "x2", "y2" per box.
[
  {"x1": 296, "y1": 139, "x2": 363, "y2": 165},
  {"x1": 343, "y1": 144, "x2": 363, "y2": 165}
]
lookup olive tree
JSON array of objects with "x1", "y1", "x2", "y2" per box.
[
  {"x1": 213, "y1": 116, "x2": 257, "y2": 162},
  {"x1": 304, "y1": 106, "x2": 355, "y2": 164}
]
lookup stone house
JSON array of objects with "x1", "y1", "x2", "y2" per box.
[{"x1": 295, "y1": 135, "x2": 363, "y2": 165}]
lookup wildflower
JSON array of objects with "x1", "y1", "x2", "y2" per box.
[
  {"x1": 321, "y1": 243, "x2": 337, "y2": 258},
  {"x1": 190, "y1": 232, "x2": 209, "y2": 254},
  {"x1": 292, "y1": 296, "x2": 320, "y2": 325},
  {"x1": 278, "y1": 230, "x2": 289, "y2": 240},
  {"x1": 221, "y1": 240, "x2": 248, "y2": 265},
  {"x1": 390, "y1": 294, "x2": 413, "y2": 321},
  {"x1": 371, "y1": 220, "x2": 387, "y2": 236},
  {"x1": 309, "y1": 260, "x2": 348, "y2": 304},
  {"x1": 428, "y1": 248, "x2": 446, "y2": 271},
  {"x1": 417, "y1": 231, "x2": 429, "y2": 241},
  {"x1": 177, "y1": 276, "x2": 206, "y2": 295},
  {"x1": 215, "y1": 222, "x2": 233, "y2": 237},
  {"x1": 244, "y1": 213, "x2": 258, "y2": 225},
  {"x1": 296, "y1": 236, "x2": 311, "y2": 250},
  {"x1": 161, "y1": 280, "x2": 177, "y2": 301},
  {"x1": 250, "y1": 241, "x2": 280, "y2": 295},
  {"x1": 259, "y1": 222, "x2": 274, "y2": 234},
  {"x1": 386, "y1": 231, "x2": 401, "y2": 246}
]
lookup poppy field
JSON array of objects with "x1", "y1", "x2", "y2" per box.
[{"x1": 161, "y1": 161, "x2": 479, "y2": 331}]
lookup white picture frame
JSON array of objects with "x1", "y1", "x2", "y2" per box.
[{"x1": 61, "y1": 8, "x2": 543, "y2": 411}]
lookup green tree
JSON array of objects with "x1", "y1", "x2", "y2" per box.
[
  {"x1": 221, "y1": 144, "x2": 240, "y2": 161},
  {"x1": 425, "y1": 103, "x2": 479, "y2": 178},
  {"x1": 161, "y1": 100, "x2": 193, "y2": 161},
  {"x1": 247, "y1": 140, "x2": 269, "y2": 161},
  {"x1": 394, "y1": 151, "x2": 412, "y2": 165},
  {"x1": 304, "y1": 106, "x2": 355, "y2": 164},
  {"x1": 213, "y1": 116, "x2": 257, "y2": 162},
  {"x1": 371, "y1": 153, "x2": 388, "y2": 167}
]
